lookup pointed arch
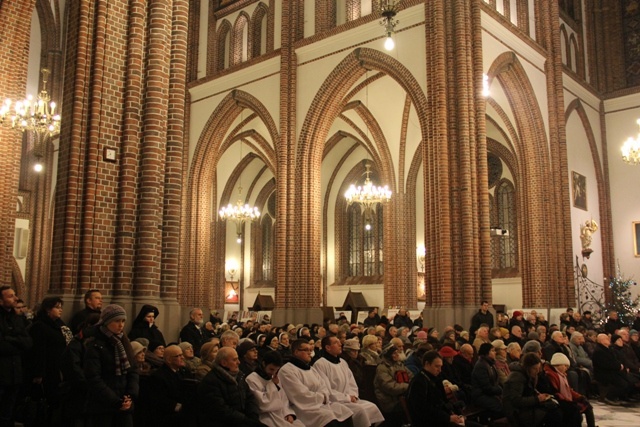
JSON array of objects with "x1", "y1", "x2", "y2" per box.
[
  {"x1": 182, "y1": 90, "x2": 278, "y2": 307},
  {"x1": 231, "y1": 12, "x2": 250, "y2": 66},
  {"x1": 250, "y1": 2, "x2": 270, "y2": 58},
  {"x1": 487, "y1": 51, "x2": 573, "y2": 307},
  {"x1": 216, "y1": 19, "x2": 232, "y2": 72},
  {"x1": 292, "y1": 47, "x2": 430, "y2": 308},
  {"x1": 565, "y1": 98, "x2": 614, "y2": 275}
]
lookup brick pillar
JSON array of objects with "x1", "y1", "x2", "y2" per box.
[{"x1": 0, "y1": 0, "x2": 35, "y2": 286}]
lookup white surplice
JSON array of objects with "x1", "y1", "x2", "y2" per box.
[
  {"x1": 245, "y1": 372, "x2": 304, "y2": 427},
  {"x1": 313, "y1": 356, "x2": 385, "y2": 427},
  {"x1": 278, "y1": 361, "x2": 353, "y2": 427}
]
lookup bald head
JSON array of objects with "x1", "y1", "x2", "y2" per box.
[
  {"x1": 596, "y1": 333, "x2": 610, "y2": 347},
  {"x1": 460, "y1": 344, "x2": 474, "y2": 359},
  {"x1": 164, "y1": 345, "x2": 185, "y2": 371}
]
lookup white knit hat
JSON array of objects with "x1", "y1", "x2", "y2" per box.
[{"x1": 550, "y1": 353, "x2": 570, "y2": 366}]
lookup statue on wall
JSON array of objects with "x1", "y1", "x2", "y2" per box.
[{"x1": 580, "y1": 219, "x2": 599, "y2": 258}]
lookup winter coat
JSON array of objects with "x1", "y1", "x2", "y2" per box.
[
  {"x1": 502, "y1": 365, "x2": 547, "y2": 427},
  {"x1": 25, "y1": 313, "x2": 70, "y2": 400},
  {"x1": 373, "y1": 358, "x2": 412, "y2": 413},
  {"x1": 179, "y1": 322, "x2": 206, "y2": 356},
  {"x1": 83, "y1": 328, "x2": 139, "y2": 415},
  {"x1": 592, "y1": 343, "x2": 625, "y2": 384},
  {"x1": 0, "y1": 307, "x2": 32, "y2": 386},
  {"x1": 197, "y1": 363, "x2": 264, "y2": 426},
  {"x1": 406, "y1": 369, "x2": 453, "y2": 427},
  {"x1": 470, "y1": 309, "x2": 494, "y2": 336}
]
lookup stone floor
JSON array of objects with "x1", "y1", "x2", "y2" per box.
[{"x1": 591, "y1": 400, "x2": 640, "y2": 426}]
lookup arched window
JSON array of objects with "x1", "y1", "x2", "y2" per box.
[
  {"x1": 261, "y1": 215, "x2": 273, "y2": 281},
  {"x1": 347, "y1": 204, "x2": 384, "y2": 277},
  {"x1": 216, "y1": 20, "x2": 231, "y2": 72},
  {"x1": 493, "y1": 179, "x2": 518, "y2": 273}
]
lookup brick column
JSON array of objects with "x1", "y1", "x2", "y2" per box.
[{"x1": 0, "y1": 0, "x2": 35, "y2": 286}]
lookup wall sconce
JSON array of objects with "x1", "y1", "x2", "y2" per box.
[
  {"x1": 417, "y1": 245, "x2": 426, "y2": 272},
  {"x1": 226, "y1": 260, "x2": 239, "y2": 281}
]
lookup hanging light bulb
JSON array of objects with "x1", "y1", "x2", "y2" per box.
[
  {"x1": 33, "y1": 160, "x2": 43, "y2": 173},
  {"x1": 384, "y1": 33, "x2": 395, "y2": 51},
  {"x1": 380, "y1": 0, "x2": 399, "y2": 51}
]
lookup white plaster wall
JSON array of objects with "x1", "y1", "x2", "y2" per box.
[{"x1": 604, "y1": 95, "x2": 640, "y2": 302}]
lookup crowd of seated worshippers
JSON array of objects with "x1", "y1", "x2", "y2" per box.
[{"x1": 7, "y1": 292, "x2": 640, "y2": 427}]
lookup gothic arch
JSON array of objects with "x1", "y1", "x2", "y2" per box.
[
  {"x1": 565, "y1": 98, "x2": 614, "y2": 275},
  {"x1": 250, "y1": 2, "x2": 269, "y2": 58},
  {"x1": 293, "y1": 47, "x2": 430, "y2": 306},
  {"x1": 487, "y1": 51, "x2": 573, "y2": 307},
  {"x1": 216, "y1": 19, "x2": 231, "y2": 72},
  {"x1": 183, "y1": 90, "x2": 278, "y2": 307},
  {"x1": 231, "y1": 12, "x2": 250, "y2": 66}
]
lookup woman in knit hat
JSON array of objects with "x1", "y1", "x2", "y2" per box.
[
  {"x1": 195, "y1": 338, "x2": 220, "y2": 381},
  {"x1": 84, "y1": 304, "x2": 138, "y2": 427},
  {"x1": 179, "y1": 341, "x2": 201, "y2": 374},
  {"x1": 543, "y1": 353, "x2": 596, "y2": 427}
]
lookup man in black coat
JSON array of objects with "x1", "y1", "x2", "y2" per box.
[
  {"x1": 197, "y1": 347, "x2": 265, "y2": 426},
  {"x1": 363, "y1": 308, "x2": 381, "y2": 328},
  {"x1": 0, "y1": 286, "x2": 33, "y2": 426},
  {"x1": 145, "y1": 345, "x2": 189, "y2": 426},
  {"x1": 592, "y1": 333, "x2": 634, "y2": 404},
  {"x1": 469, "y1": 301, "x2": 494, "y2": 339},
  {"x1": 69, "y1": 289, "x2": 103, "y2": 334},
  {"x1": 604, "y1": 310, "x2": 626, "y2": 335},
  {"x1": 179, "y1": 308, "x2": 206, "y2": 357},
  {"x1": 407, "y1": 351, "x2": 470, "y2": 427}
]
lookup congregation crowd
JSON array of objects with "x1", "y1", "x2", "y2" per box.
[{"x1": 2, "y1": 286, "x2": 640, "y2": 427}]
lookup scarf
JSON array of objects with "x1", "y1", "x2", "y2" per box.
[
  {"x1": 100, "y1": 325, "x2": 131, "y2": 376},
  {"x1": 556, "y1": 370, "x2": 573, "y2": 401}
]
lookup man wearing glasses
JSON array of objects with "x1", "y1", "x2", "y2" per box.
[
  {"x1": 278, "y1": 339, "x2": 354, "y2": 427},
  {"x1": 145, "y1": 345, "x2": 189, "y2": 425}
]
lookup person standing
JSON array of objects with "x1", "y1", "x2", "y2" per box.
[
  {"x1": 25, "y1": 296, "x2": 73, "y2": 426},
  {"x1": 128, "y1": 305, "x2": 166, "y2": 347},
  {"x1": 0, "y1": 286, "x2": 32, "y2": 427},
  {"x1": 83, "y1": 304, "x2": 138, "y2": 427},
  {"x1": 69, "y1": 289, "x2": 103, "y2": 334},
  {"x1": 470, "y1": 301, "x2": 494, "y2": 339},
  {"x1": 180, "y1": 308, "x2": 206, "y2": 357}
]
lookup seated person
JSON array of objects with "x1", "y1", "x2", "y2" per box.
[
  {"x1": 470, "y1": 343, "x2": 503, "y2": 419},
  {"x1": 502, "y1": 353, "x2": 562, "y2": 427},
  {"x1": 374, "y1": 344, "x2": 413, "y2": 427},
  {"x1": 592, "y1": 333, "x2": 635, "y2": 404},
  {"x1": 144, "y1": 345, "x2": 188, "y2": 425},
  {"x1": 406, "y1": 351, "x2": 482, "y2": 427},
  {"x1": 278, "y1": 339, "x2": 354, "y2": 427},
  {"x1": 313, "y1": 336, "x2": 384, "y2": 427},
  {"x1": 246, "y1": 351, "x2": 304, "y2": 427},
  {"x1": 197, "y1": 347, "x2": 265, "y2": 426},
  {"x1": 542, "y1": 353, "x2": 595, "y2": 427}
]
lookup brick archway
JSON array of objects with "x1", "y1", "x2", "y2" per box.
[
  {"x1": 289, "y1": 47, "x2": 431, "y2": 308},
  {"x1": 182, "y1": 90, "x2": 278, "y2": 307},
  {"x1": 487, "y1": 51, "x2": 573, "y2": 307}
]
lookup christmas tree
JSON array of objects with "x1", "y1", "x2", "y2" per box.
[{"x1": 606, "y1": 264, "x2": 640, "y2": 325}]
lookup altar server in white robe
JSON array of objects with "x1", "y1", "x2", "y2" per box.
[
  {"x1": 313, "y1": 336, "x2": 385, "y2": 427},
  {"x1": 278, "y1": 339, "x2": 354, "y2": 427},
  {"x1": 246, "y1": 351, "x2": 304, "y2": 427}
]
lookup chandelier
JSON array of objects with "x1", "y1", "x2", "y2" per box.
[
  {"x1": 219, "y1": 185, "x2": 260, "y2": 243},
  {"x1": 219, "y1": 135, "x2": 260, "y2": 243},
  {"x1": 621, "y1": 119, "x2": 640, "y2": 165},
  {"x1": 380, "y1": 0, "x2": 400, "y2": 51},
  {"x1": 345, "y1": 163, "x2": 392, "y2": 220},
  {"x1": 0, "y1": 68, "x2": 61, "y2": 138},
  {"x1": 0, "y1": 68, "x2": 60, "y2": 173}
]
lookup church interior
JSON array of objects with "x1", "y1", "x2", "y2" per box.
[{"x1": 1, "y1": 0, "x2": 640, "y2": 337}]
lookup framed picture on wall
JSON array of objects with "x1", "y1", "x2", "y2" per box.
[
  {"x1": 634, "y1": 222, "x2": 640, "y2": 257},
  {"x1": 572, "y1": 171, "x2": 587, "y2": 211}
]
